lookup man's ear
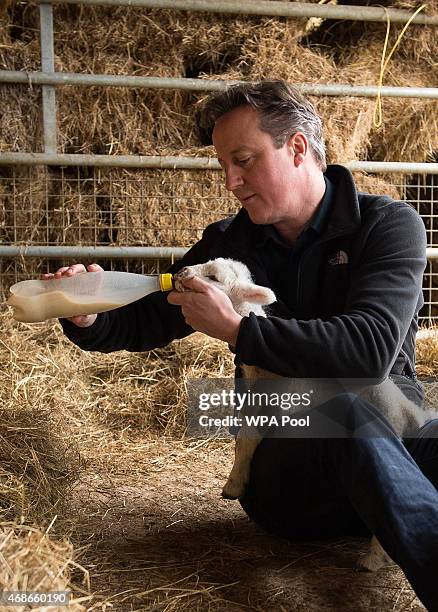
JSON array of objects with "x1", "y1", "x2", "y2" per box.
[
  {"x1": 234, "y1": 283, "x2": 276, "y2": 305},
  {"x1": 287, "y1": 132, "x2": 308, "y2": 164}
]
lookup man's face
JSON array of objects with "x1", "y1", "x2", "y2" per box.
[{"x1": 212, "y1": 105, "x2": 299, "y2": 226}]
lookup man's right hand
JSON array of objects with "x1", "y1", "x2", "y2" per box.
[{"x1": 41, "y1": 263, "x2": 104, "y2": 328}]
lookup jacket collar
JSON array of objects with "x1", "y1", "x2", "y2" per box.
[{"x1": 323, "y1": 164, "x2": 362, "y2": 239}]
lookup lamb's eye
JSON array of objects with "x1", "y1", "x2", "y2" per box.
[{"x1": 206, "y1": 275, "x2": 218, "y2": 281}]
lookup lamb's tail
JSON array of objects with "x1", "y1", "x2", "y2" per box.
[
  {"x1": 423, "y1": 405, "x2": 438, "y2": 426},
  {"x1": 401, "y1": 395, "x2": 437, "y2": 434}
]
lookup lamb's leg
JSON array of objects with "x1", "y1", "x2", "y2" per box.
[
  {"x1": 356, "y1": 536, "x2": 393, "y2": 571},
  {"x1": 222, "y1": 431, "x2": 262, "y2": 499}
]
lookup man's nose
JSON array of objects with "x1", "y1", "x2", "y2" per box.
[{"x1": 224, "y1": 166, "x2": 244, "y2": 192}]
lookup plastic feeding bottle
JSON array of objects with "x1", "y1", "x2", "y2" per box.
[{"x1": 7, "y1": 271, "x2": 174, "y2": 323}]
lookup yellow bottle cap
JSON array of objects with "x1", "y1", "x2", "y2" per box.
[{"x1": 159, "y1": 273, "x2": 173, "y2": 292}]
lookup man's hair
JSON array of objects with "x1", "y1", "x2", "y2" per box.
[{"x1": 197, "y1": 80, "x2": 326, "y2": 171}]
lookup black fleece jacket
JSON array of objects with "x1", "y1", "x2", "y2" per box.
[{"x1": 61, "y1": 165, "x2": 427, "y2": 381}]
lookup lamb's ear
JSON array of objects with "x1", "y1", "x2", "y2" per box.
[{"x1": 234, "y1": 282, "x2": 276, "y2": 305}]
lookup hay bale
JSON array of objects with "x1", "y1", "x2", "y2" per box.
[
  {"x1": 2, "y1": 302, "x2": 233, "y2": 445},
  {"x1": 49, "y1": 5, "x2": 327, "y2": 154},
  {"x1": 201, "y1": 19, "x2": 379, "y2": 164},
  {"x1": 0, "y1": 84, "x2": 42, "y2": 153},
  {"x1": 73, "y1": 332, "x2": 234, "y2": 438},
  {"x1": 52, "y1": 6, "x2": 258, "y2": 154},
  {"x1": 378, "y1": 0, "x2": 438, "y2": 64},
  {"x1": 369, "y1": 93, "x2": 438, "y2": 163},
  {"x1": 0, "y1": 2, "x2": 352, "y2": 156},
  {"x1": 0, "y1": 3, "x2": 42, "y2": 153},
  {"x1": 417, "y1": 328, "x2": 438, "y2": 377},
  {"x1": 1, "y1": 0, "x2": 437, "y2": 163},
  {"x1": 0, "y1": 522, "x2": 88, "y2": 611},
  {"x1": 0, "y1": 311, "x2": 82, "y2": 523},
  {"x1": 352, "y1": 172, "x2": 402, "y2": 199},
  {"x1": 0, "y1": 405, "x2": 81, "y2": 523},
  {"x1": 309, "y1": 7, "x2": 438, "y2": 163},
  {"x1": 338, "y1": 39, "x2": 438, "y2": 162}
]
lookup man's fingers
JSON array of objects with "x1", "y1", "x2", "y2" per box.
[
  {"x1": 180, "y1": 275, "x2": 211, "y2": 292},
  {"x1": 167, "y1": 290, "x2": 184, "y2": 305},
  {"x1": 68, "y1": 313, "x2": 97, "y2": 328},
  {"x1": 41, "y1": 266, "x2": 70, "y2": 280},
  {"x1": 52, "y1": 266, "x2": 71, "y2": 279},
  {"x1": 65, "y1": 264, "x2": 88, "y2": 275},
  {"x1": 87, "y1": 263, "x2": 104, "y2": 272},
  {"x1": 52, "y1": 264, "x2": 84, "y2": 279},
  {"x1": 42, "y1": 263, "x2": 104, "y2": 280}
]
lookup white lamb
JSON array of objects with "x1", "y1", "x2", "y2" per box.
[{"x1": 174, "y1": 257, "x2": 434, "y2": 571}]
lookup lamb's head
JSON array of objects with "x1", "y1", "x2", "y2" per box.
[{"x1": 174, "y1": 258, "x2": 276, "y2": 317}]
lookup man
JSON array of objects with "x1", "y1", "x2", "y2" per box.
[{"x1": 49, "y1": 81, "x2": 438, "y2": 609}]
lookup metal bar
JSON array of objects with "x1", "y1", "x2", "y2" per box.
[
  {"x1": 0, "y1": 246, "x2": 188, "y2": 258},
  {"x1": 427, "y1": 248, "x2": 438, "y2": 260},
  {"x1": 0, "y1": 71, "x2": 230, "y2": 91},
  {"x1": 1, "y1": 153, "x2": 438, "y2": 174},
  {"x1": 39, "y1": 4, "x2": 57, "y2": 153},
  {"x1": 3, "y1": 71, "x2": 438, "y2": 100},
  {"x1": 346, "y1": 162, "x2": 438, "y2": 174},
  {"x1": 0, "y1": 152, "x2": 221, "y2": 168},
  {"x1": 38, "y1": 0, "x2": 438, "y2": 26},
  {"x1": 300, "y1": 84, "x2": 438, "y2": 100},
  {"x1": 0, "y1": 245, "x2": 437, "y2": 259}
]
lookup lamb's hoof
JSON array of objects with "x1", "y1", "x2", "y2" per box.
[
  {"x1": 356, "y1": 555, "x2": 378, "y2": 572},
  {"x1": 173, "y1": 268, "x2": 194, "y2": 291},
  {"x1": 221, "y1": 480, "x2": 246, "y2": 500},
  {"x1": 356, "y1": 536, "x2": 393, "y2": 572},
  {"x1": 356, "y1": 551, "x2": 391, "y2": 572}
]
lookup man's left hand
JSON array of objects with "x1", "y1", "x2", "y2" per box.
[{"x1": 167, "y1": 276, "x2": 243, "y2": 346}]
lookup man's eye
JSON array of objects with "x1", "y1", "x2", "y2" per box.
[{"x1": 238, "y1": 157, "x2": 251, "y2": 165}]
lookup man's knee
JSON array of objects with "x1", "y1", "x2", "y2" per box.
[{"x1": 416, "y1": 417, "x2": 438, "y2": 439}]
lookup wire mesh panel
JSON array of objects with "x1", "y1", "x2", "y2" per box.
[
  {"x1": 0, "y1": 166, "x2": 238, "y2": 247},
  {"x1": 389, "y1": 172, "x2": 438, "y2": 324},
  {"x1": 1, "y1": 165, "x2": 437, "y2": 324}
]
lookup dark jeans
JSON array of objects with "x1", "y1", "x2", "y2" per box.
[{"x1": 239, "y1": 390, "x2": 438, "y2": 611}]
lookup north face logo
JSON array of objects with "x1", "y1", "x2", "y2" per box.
[{"x1": 328, "y1": 250, "x2": 349, "y2": 265}]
